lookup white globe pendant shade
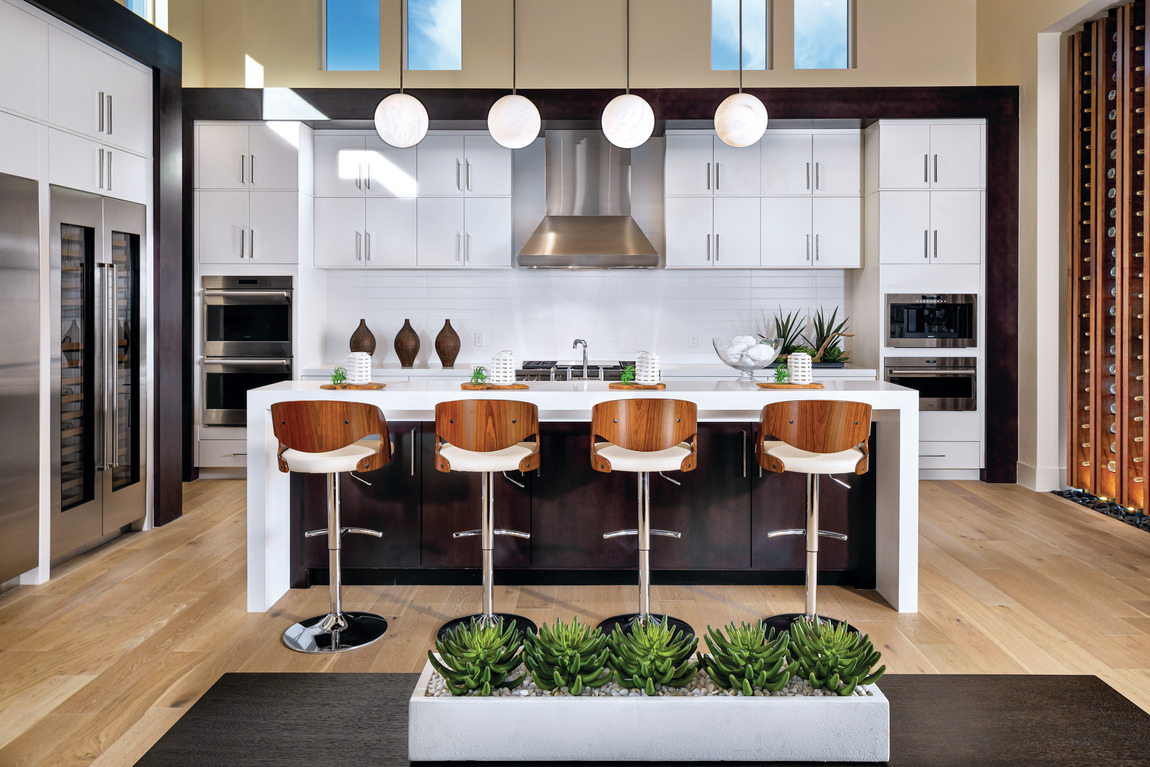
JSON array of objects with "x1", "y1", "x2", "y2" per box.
[
  {"x1": 601, "y1": 93, "x2": 655, "y2": 149},
  {"x1": 374, "y1": 93, "x2": 429, "y2": 148},
  {"x1": 487, "y1": 94, "x2": 541, "y2": 149},
  {"x1": 714, "y1": 92, "x2": 768, "y2": 148}
]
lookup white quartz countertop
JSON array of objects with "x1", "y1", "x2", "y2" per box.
[{"x1": 298, "y1": 363, "x2": 877, "y2": 380}]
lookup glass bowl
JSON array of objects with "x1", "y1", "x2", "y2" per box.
[{"x1": 712, "y1": 336, "x2": 784, "y2": 381}]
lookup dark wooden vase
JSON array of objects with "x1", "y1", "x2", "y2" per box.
[
  {"x1": 349, "y1": 319, "x2": 376, "y2": 355},
  {"x1": 434, "y1": 319, "x2": 461, "y2": 368},
  {"x1": 394, "y1": 319, "x2": 420, "y2": 368}
]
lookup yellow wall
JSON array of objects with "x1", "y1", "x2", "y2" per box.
[{"x1": 170, "y1": 0, "x2": 977, "y2": 89}]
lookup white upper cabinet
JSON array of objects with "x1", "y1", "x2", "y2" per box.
[
  {"x1": 876, "y1": 190, "x2": 981, "y2": 265},
  {"x1": 0, "y1": 1, "x2": 45, "y2": 120},
  {"x1": 417, "y1": 135, "x2": 511, "y2": 197},
  {"x1": 198, "y1": 123, "x2": 300, "y2": 190},
  {"x1": 760, "y1": 131, "x2": 860, "y2": 196},
  {"x1": 199, "y1": 190, "x2": 298, "y2": 264},
  {"x1": 314, "y1": 197, "x2": 417, "y2": 267},
  {"x1": 314, "y1": 134, "x2": 417, "y2": 198},
  {"x1": 867, "y1": 120, "x2": 985, "y2": 192},
  {"x1": 761, "y1": 196, "x2": 860, "y2": 268},
  {"x1": 0, "y1": 111, "x2": 40, "y2": 181},
  {"x1": 47, "y1": 25, "x2": 150, "y2": 157},
  {"x1": 665, "y1": 133, "x2": 760, "y2": 196},
  {"x1": 48, "y1": 128, "x2": 147, "y2": 205},
  {"x1": 664, "y1": 197, "x2": 759, "y2": 268},
  {"x1": 811, "y1": 197, "x2": 862, "y2": 268},
  {"x1": 416, "y1": 197, "x2": 512, "y2": 268}
]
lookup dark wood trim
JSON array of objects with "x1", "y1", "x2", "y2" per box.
[
  {"x1": 185, "y1": 84, "x2": 1020, "y2": 483},
  {"x1": 24, "y1": 0, "x2": 181, "y2": 76}
]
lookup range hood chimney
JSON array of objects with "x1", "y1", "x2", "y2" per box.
[{"x1": 517, "y1": 130, "x2": 659, "y2": 269}]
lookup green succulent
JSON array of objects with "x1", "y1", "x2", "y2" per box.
[
  {"x1": 620, "y1": 365, "x2": 636, "y2": 385},
  {"x1": 428, "y1": 617, "x2": 525, "y2": 696},
  {"x1": 523, "y1": 617, "x2": 612, "y2": 694},
  {"x1": 607, "y1": 616, "x2": 698, "y2": 695},
  {"x1": 760, "y1": 307, "x2": 806, "y2": 356},
  {"x1": 787, "y1": 618, "x2": 885, "y2": 696},
  {"x1": 697, "y1": 621, "x2": 793, "y2": 695},
  {"x1": 802, "y1": 306, "x2": 851, "y2": 363},
  {"x1": 330, "y1": 366, "x2": 347, "y2": 385},
  {"x1": 773, "y1": 365, "x2": 790, "y2": 384},
  {"x1": 469, "y1": 365, "x2": 488, "y2": 385}
]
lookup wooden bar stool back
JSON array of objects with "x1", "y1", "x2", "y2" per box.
[
  {"x1": 756, "y1": 400, "x2": 871, "y2": 633},
  {"x1": 434, "y1": 399, "x2": 540, "y2": 639},
  {"x1": 590, "y1": 398, "x2": 697, "y2": 638},
  {"x1": 271, "y1": 400, "x2": 392, "y2": 653}
]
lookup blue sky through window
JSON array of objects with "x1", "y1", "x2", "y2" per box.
[
  {"x1": 408, "y1": 0, "x2": 462, "y2": 71},
  {"x1": 712, "y1": 0, "x2": 769, "y2": 71},
  {"x1": 794, "y1": 0, "x2": 850, "y2": 69},
  {"x1": 126, "y1": 0, "x2": 147, "y2": 19},
  {"x1": 326, "y1": 0, "x2": 380, "y2": 72}
]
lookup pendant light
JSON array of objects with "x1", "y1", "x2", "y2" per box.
[
  {"x1": 601, "y1": 0, "x2": 654, "y2": 149},
  {"x1": 375, "y1": 0, "x2": 429, "y2": 148},
  {"x1": 488, "y1": 0, "x2": 541, "y2": 149},
  {"x1": 714, "y1": 0, "x2": 767, "y2": 148}
]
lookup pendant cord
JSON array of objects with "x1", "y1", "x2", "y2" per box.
[
  {"x1": 738, "y1": 0, "x2": 743, "y2": 93},
  {"x1": 625, "y1": 0, "x2": 631, "y2": 95},
  {"x1": 399, "y1": 0, "x2": 405, "y2": 94},
  {"x1": 512, "y1": 0, "x2": 517, "y2": 94}
]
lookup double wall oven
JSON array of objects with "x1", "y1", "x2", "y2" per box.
[
  {"x1": 884, "y1": 293, "x2": 978, "y2": 412},
  {"x1": 201, "y1": 276, "x2": 292, "y2": 426}
]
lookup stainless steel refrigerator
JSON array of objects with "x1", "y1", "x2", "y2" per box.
[
  {"x1": 51, "y1": 186, "x2": 146, "y2": 559},
  {"x1": 0, "y1": 172, "x2": 39, "y2": 583}
]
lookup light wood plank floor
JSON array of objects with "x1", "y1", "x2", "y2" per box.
[{"x1": 2, "y1": 479, "x2": 1150, "y2": 765}]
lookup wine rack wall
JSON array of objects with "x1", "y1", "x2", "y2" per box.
[{"x1": 1069, "y1": 1, "x2": 1148, "y2": 509}]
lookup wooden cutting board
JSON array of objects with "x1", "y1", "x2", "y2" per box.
[
  {"x1": 756, "y1": 382, "x2": 824, "y2": 389},
  {"x1": 320, "y1": 382, "x2": 386, "y2": 390},
  {"x1": 608, "y1": 382, "x2": 666, "y2": 390},
  {"x1": 460, "y1": 383, "x2": 529, "y2": 390}
]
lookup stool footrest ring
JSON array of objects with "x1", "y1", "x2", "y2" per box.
[
  {"x1": 305, "y1": 526, "x2": 384, "y2": 538},
  {"x1": 766, "y1": 528, "x2": 847, "y2": 540}
]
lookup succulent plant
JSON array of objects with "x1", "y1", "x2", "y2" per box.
[
  {"x1": 787, "y1": 618, "x2": 885, "y2": 696},
  {"x1": 607, "y1": 616, "x2": 698, "y2": 695},
  {"x1": 330, "y1": 365, "x2": 347, "y2": 385},
  {"x1": 697, "y1": 621, "x2": 793, "y2": 695},
  {"x1": 773, "y1": 365, "x2": 790, "y2": 384},
  {"x1": 469, "y1": 365, "x2": 488, "y2": 385},
  {"x1": 522, "y1": 617, "x2": 612, "y2": 694},
  {"x1": 802, "y1": 306, "x2": 852, "y2": 363},
  {"x1": 428, "y1": 617, "x2": 525, "y2": 696},
  {"x1": 759, "y1": 307, "x2": 806, "y2": 356}
]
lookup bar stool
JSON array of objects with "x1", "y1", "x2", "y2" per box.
[
  {"x1": 755, "y1": 399, "x2": 871, "y2": 633},
  {"x1": 272, "y1": 400, "x2": 392, "y2": 653},
  {"x1": 434, "y1": 399, "x2": 540, "y2": 640},
  {"x1": 591, "y1": 398, "x2": 697, "y2": 638}
]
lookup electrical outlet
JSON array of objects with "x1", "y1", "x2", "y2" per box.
[
  {"x1": 687, "y1": 335, "x2": 698, "y2": 348},
  {"x1": 474, "y1": 332, "x2": 486, "y2": 348}
]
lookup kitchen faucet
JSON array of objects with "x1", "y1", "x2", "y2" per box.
[{"x1": 572, "y1": 339, "x2": 588, "y2": 381}]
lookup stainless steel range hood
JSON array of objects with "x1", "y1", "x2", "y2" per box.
[{"x1": 517, "y1": 130, "x2": 659, "y2": 269}]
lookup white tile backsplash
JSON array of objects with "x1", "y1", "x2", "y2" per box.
[{"x1": 323, "y1": 268, "x2": 847, "y2": 365}]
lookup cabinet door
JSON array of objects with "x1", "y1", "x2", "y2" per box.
[
  {"x1": 365, "y1": 198, "x2": 417, "y2": 267},
  {"x1": 365, "y1": 136, "x2": 418, "y2": 197},
  {"x1": 0, "y1": 2, "x2": 44, "y2": 119},
  {"x1": 876, "y1": 191, "x2": 931, "y2": 264},
  {"x1": 812, "y1": 197, "x2": 861, "y2": 268},
  {"x1": 101, "y1": 55, "x2": 150, "y2": 156},
  {"x1": 104, "y1": 148, "x2": 148, "y2": 205},
  {"x1": 314, "y1": 197, "x2": 365, "y2": 267},
  {"x1": 47, "y1": 27, "x2": 102, "y2": 139},
  {"x1": 464, "y1": 197, "x2": 513, "y2": 268},
  {"x1": 417, "y1": 135, "x2": 465, "y2": 196},
  {"x1": 416, "y1": 197, "x2": 466, "y2": 266},
  {"x1": 0, "y1": 112, "x2": 40, "y2": 181},
  {"x1": 463, "y1": 135, "x2": 512, "y2": 196},
  {"x1": 930, "y1": 190, "x2": 982, "y2": 264},
  {"x1": 664, "y1": 134, "x2": 714, "y2": 196},
  {"x1": 197, "y1": 124, "x2": 249, "y2": 189},
  {"x1": 198, "y1": 191, "x2": 249, "y2": 263},
  {"x1": 712, "y1": 197, "x2": 761, "y2": 267},
  {"x1": 249, "y1": 191, "x2": 298, "y2": 263},
  {"x1": 761, "y1": 197, "x2": 812, "y2": 268},
  {"x1": 663, "y1": 197, "x2": 713, "y2": 267},
  {"x1": 759, "y1": 133, "x2": 811, "y2": 195},
  {"x1": 48, "y1": 128, "x2": 100, "y2": 195},
  {"x1": 929, "y1": 124, "x2": 984, "y2": 189},
  {"x1": 812, "y1": 133, "x2": 860, "y2": 195},
  {"x1": 713, "y1": 140, "x2": 759, "y2": 195},
  {"x1": 248, "y1": 124, "x2": 300, "y2": 190},
  {"x1": 876, "y1": 123, "x2": 931, "y2": 190},
  {"x1": 314, "y1": 135, "x2": 365, "y2": 196}
]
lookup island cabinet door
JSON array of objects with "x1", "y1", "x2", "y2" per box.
[
  {"x1": 293, "y1": 421, "x2": 422, "y2": 577},
  {"x1": 649, "y1": 423, "x2": 752, "y2": 569},
  {"x1": 749, "y1": 425, "x2": 876, "y2": 586},
  {"x1": 531, "y1": 423, "x2": 635, "y2": 569},
  {"x1": 419, "y1": 424, "x2": 532, "y2": 568}
]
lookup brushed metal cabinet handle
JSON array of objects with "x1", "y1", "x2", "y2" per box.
[
  {"x1": 249, "y1": 154, "x2": 255, "y2": 184},
  {"x1": 355, "y1": 230, "x2": 362, "y2": 261},
  {"x1": 706, "y1": 233, "x2": 711, "y2": 262},
  {"x1": 456, "y1": 232, "x2": 462, "y2": 261},
  {"x1": 466, "y1": 161, "x2": 472, "y2": 192},
  {"x1": 249, "y1": 228, "x2": 254, "y2": 258},
  {"x1": 410, "y1": 427, "x2": 416, "y2": 475},
  {"x1": 815, "y1": 162, "x2": 820, "y2": 190},
  {"x1": 365, "y1": 231, "x2": 371, "y2": 262},
  {"x1": 933, "y1": 153, "x2": 938, "y2": 183},
  {"x1": 741, "y1": 429, "x2": 747, "y2": 478},
  {"x1": 456, "y1": 160, "x2": 462, "y2": 191},
  {"x1": 240, "y1": 228, "x2": 245, "y2": 259},
  {"x1": 923, "y1": 154, "x2": 928, "y2": 183},
  {"x1": 923, "y1": 229, "x2": 929, "y2": 259},
  {"x1": 107, "y1": 94, "x2": 112, "y2": 135},
  {"x1": 466, "y1": 233, "x2": 471, "y2": 263},
  {"x1": 815, "y1": 233, "x2": 820, "y2": 262},
  {"x1": 715, "y1": 233, "x2": 720, "y2": 262},
  {"x1": 356, "y1": 163, "x2": 362, "y2": 190},
  {"x1": 806, "y1": 234, "x2": 811, "y2": 261},
  {"x1": 98, "y1": 91, "x2": 104, "y2": 132},
  {"x1": 933, "y1": 229, "x2": 938, "y2": 259},
  {"x1": 706, "y1": 162, "x2": 711, "y2": 190},
  {"x1": 715, "y1": 163, "x2": 720, "y2": 190},
  {"x1": 107, "y1": 150, "x2": 112, "y2": 190},
  {"x1": 806, "y1": 162, "x2": 811, "y2": 190},
  {"x1": 98, "y1": 147, "x2": 104, "y2": 188}
]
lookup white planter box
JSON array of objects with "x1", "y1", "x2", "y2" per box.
[{"x1": 408, "y1": 661, "x2": 890, "y2": 762}]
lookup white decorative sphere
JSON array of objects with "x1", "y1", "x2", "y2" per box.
[
  {"x1": 601, "y1": 93, "x2": 655, "y2": 149},
  {"x1": 714, "y1": 92, "x2": 768, "y2": 148},
  {"x1": 374, "y1": 93, "x2": 429, "y2": 148},
  {"x1": 487, "y1": 94, "x2": 541, "y2": 149}
]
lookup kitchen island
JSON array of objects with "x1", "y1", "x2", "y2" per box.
[{"x1": 246, "y1": 380, "x2": 919, "y2": 613}]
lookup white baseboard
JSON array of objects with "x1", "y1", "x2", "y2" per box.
[
  {"x1": 920, "y1": 469, "x2": 980, "y2": 481},
  {"x1": 1016, "y1": 461, "x2": 1063, "y2": 491}
]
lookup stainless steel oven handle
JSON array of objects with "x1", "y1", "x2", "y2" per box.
[
  {"x1": 203, "y1": 358, "x2": 292, "y2": 366},
  {"x1": 202, "y1": 290, "x2": 292, "y2": 298},
  {"x1": 886, "y1": 370, "x2": 975, "y2": 377}
]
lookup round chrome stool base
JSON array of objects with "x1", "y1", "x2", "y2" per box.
[
  {"x1": 597, "y1": 613, "x2": 695, "y2": 641},
  {"x1": 762, "y1": 612, "x2": 857, "y2": 637},
  {"x1": 437, "y1": 613, "x2": 536, "y2": 642},
  {"x1": 282, "y1": 611, "x2": 388, "y2": 654}
]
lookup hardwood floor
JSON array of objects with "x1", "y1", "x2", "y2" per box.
[{"x1": 1, "y1": 479, "x2": 1149, "y2": 765}]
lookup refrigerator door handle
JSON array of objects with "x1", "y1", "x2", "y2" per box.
[{"x1": 108, "y1": 263, "x2": 119, "y2": 469}]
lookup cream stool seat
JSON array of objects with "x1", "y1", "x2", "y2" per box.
[
  {"x1": 593, "y1": 442, "x2": 692, "y2": 473},
  {"x1": 760, "y1": 441, "x2": 865, "y2": 475},
  {"x1": 434, "y1": 400, "x2": 541, "y2": 640},
  {"x1": 271, "y1": 401, "x2": 392, "y2": 654}
]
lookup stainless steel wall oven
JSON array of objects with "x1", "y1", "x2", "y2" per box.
[
  {"x1": 886, "y1": 293, "x2": 977, "y2": 348},
  {"x1": 884, "y1": 357, "x2": 977, "y2": 411}
]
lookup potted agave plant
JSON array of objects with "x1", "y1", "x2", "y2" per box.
[{"x1": 409, "y1": 615, "x2": 889, "y2": 762}]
